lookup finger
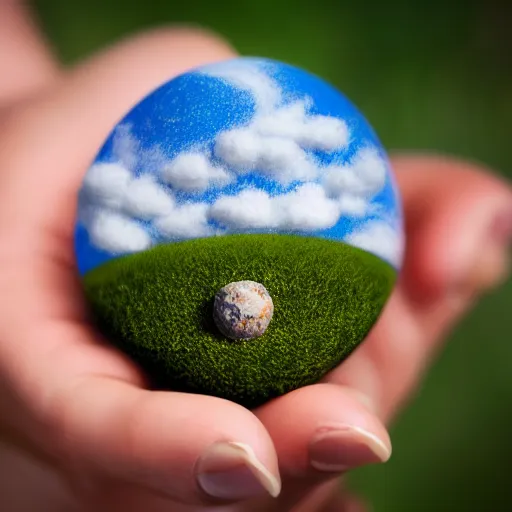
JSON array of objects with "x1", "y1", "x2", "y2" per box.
[
  {"x1": 38, "y1": 371, "x2": 278, "y2": 505},
  {"x1": 0, "y1": 437, "x2": 76, "y2": 512},
  {"x1": 396, "y1": 155, "x2": 512, "y2": 302},
  {"x1": 254, "y1": 383, "x2": 390, "y2": 509},
  {"x1": 1, "y1": 322, "x2": 280, "y2": 506},
  {"x1": 328, "y1": 155, "x2": 512, "y2": 421},
  {"x1": 0, "y1": 3, "x2": 59, "y2": 106}
]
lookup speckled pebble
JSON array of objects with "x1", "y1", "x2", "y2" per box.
[{"x1": 213, "y1": 280, "x2": 274, "y2": 340}]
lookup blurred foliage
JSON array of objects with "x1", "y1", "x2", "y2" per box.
[{"x1": 32, "y1": 0, "x2": 512, "y2": 510}]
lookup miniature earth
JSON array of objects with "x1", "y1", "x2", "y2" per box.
[{"x1": 75, "y1": 57, "x2": 404, "y2": 408}]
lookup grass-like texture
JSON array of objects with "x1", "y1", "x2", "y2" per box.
[{"x1": 84, "y1": 234, "x2": 396, "y2": 408}]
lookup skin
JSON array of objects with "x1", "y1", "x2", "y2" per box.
[{"x1": 0, "y1": 4, "x2": 511, "y2": 512}]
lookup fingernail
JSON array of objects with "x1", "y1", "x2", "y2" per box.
[
  {"x1": 309, "y1": 425, "x2": 391, "y2": 473},
  {"x1": 196, "y1": 442, "x2": 281, "y2": 500}
]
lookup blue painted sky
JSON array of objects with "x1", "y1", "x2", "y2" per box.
[{"x1": 75, "y1": 58, "x2": 403, "y2": 275}]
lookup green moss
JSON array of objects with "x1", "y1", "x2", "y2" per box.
[{"x1": 83, "y1": 234, "x2": 396, "y2": 408}]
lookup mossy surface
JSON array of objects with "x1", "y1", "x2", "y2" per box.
[{"x1": 83, "y1": 234, "x2": 396, "y2": 408}]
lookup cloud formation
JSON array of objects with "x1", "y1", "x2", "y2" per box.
[
  {"x1": 215, "y1": 129, "x2": 318, "y2": 184},
  {"x1": 79, "y1": 59, "x2": 400, "y2": 267},
  {"x1": 81, "y1": 159, "x2": 216, "y2": 250},
  {"x1": 323, "y1": 147, "x2": 387, "y2": 199},
  {"x1": 155, "y1": 203, "x2": 213, "y2": 239},
  {"x1": 81, "y1": 161, "x2": 175, "y2": 253},
  {"x1": 345, "y1": 220, "x2": 403, "y2": 267},
  {"x1": 161, "y1": 152, "x2": 232, "y2": 193},
  {"x1": 81, "y1": 140, "x2": 393, "y2": 256},
  {"x1": 210, "y1": 183, "x2": 340, "y2": 232},
  {"x1": 123, "y1": 175, "x2": 175, "y2": 220},
  {"x1": 204, "y1": 61, "x2": 349, "y2": 186},
  {"x1": 82, "y1": 162, "x2": 174, "y2": 220},
  {"x1": 276, "y1": 183, "x2": 341, "y2": 230},
  {"x1": 87, "y1": 210, "x2": 152, "y2": 254},
  {"x1": 81, "y1": 162, "x2": 132, "y2": 210},
  {"x1": 252, "y1": 100, "x2": 349, "y2": 151},
  {"x1": 112, "y1": 124, "x2": 140, "y2": 171},
  {"x1": 210, "y1": 189, "x2": 274, "y2": 229},
  {"x1": 214, "y1": 100, "x2": 349, "y2": 185}
]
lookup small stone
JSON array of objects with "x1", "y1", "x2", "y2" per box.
[{"x1": 213, "y1": 280, "x2": 274, "y2": 340}]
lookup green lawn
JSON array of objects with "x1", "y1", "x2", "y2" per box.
[{"x1": 84, "y1": 234, "x2": 396, "y2": 407}]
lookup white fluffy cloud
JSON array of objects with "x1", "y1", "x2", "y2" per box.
[
  {"x1": 113, "y1": 124, "x2": 169, "y2": 174},
  {"x1": 199, "y1": 59, "x2": 281, "y2": 113},
  {"x1": 323, "y1": 147, "x2": 387, "y2": 199},
  {"x1": 123, "y1": 175, "x2": 175, "y2": 219},
  {"x1": 203, "y1": 61, "x2": 349, "y2": 187},
  {"x1": 213, "y1": 101, "x2": 349, "y2": 186},
  {"x1": 201, "y1": 61, "x2": 349, "y2": 152},
  {"x1": 155, "y1": 203, "x2": 213, "y2": 239},
  {"x1": 210, "y1": 183, "x2": 340, "y2": 232},
  {"x1": 112, "y1": 124, "x2": 140, "y2": 171},
  {"x1": 337, "y1": 195, "x2": 370, "y2": 216},
  {"x1": 81, "y1": 162, "x2": 132, "y2": 210},
  {"x1": 87, "y1": 209, "x2": 152, "y2": 254},
  {"x1": 81, "y1": 162, "x2": 178, "y2": 252},
  {"x1": 321, "y1": 147, "x2": 389, "y2": 217},
  {"x1": 345, "y1": 220, "x2": 404, "y2": 267},
  {"x1": 82, "y1": 163, "x2": 175, "y2": 220},
  {"x1": 215, "y1": 129, "x2": 317, "y2": 184},
  {"x1": 161, "y1": 152, "x2": 232, "y2": 193},
  {"x1": 275, "y1": 183, "x2": 341, "y2": 230},
  {"x1": 350, "y1": 147, "x2": 389, "y2": 194},
  {"x1": 210, "y1": 189, "x2": 276, "y2": 229},
  {"x1": 252, "y1": 100, "x2": 349, "y2": 151}
]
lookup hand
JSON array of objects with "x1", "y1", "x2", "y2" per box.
[{"x1": 0, "y1": 5, "x2": 510, "y2": 512}]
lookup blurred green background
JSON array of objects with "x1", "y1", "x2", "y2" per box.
[{"x1": 32, "y1": 0, "x2": 512, "y2": 510}]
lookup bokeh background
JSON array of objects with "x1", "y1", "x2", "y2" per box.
[{"x1": 31, "y1": 0, "x2": 512, "y2": 510}]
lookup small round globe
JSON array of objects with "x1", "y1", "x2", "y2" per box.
[
  {"x1": 75, "y1": 57, "x2": 404, "y2": 408},
  {"x1": 213, "y1": 281, "x2": 274, "y2": 340}
]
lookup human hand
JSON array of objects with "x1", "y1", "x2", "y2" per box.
[{"x1": 0, "y1": 5, "x2": 510, "y2": 512}]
